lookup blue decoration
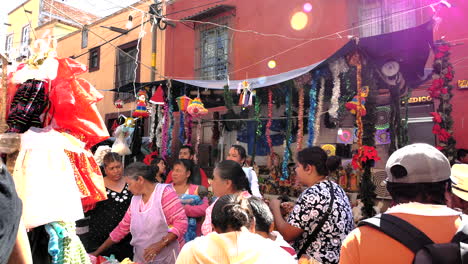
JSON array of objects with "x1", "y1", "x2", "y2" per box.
[
  {"x1": 179, "y1": 194, "x2": 202, "y2": 242},
  {"x1": 307, "y1": 75, "x2": 318, "y2": 147},
  {"x1": 282, "y1": 86, "x2": 292, "y2": 180},
  {"x1": 179, "y1": 111, "x2": 185, "y2": 144}
]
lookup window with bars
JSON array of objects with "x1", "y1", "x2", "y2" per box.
[
  {"x1": 5, "y1": 34, "x2": 13, "y2": 54},
  {"x1": 195, "y1": 16, "x2": 231, "y2": 80},
  {"x1": 114, "y1": 40, "x2": 139, "y2": 102},
  {"x1": 89, "y1": 47, "x2": 100, "y2": 72},
  {"x1": 82, "y1": 28, "x2": 88, "y2": 49},
  {"x1": 20, "y1": 25, "x2": 31, "y2": 57},
  {"x1": 358, "y1": 0, "x2": 417, "y2": 37}
]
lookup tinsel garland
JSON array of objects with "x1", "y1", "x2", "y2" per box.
[
  {"x1": 161, "y1": 102, "x2": 169, "y2": 158},
  {"x1": 348, "y1": 53, "x2": 364, "y2": 168},
  {"x1": 313, "y1": 77, "x2": 325, "y2": 146},
  {"x1": 179, "y1": 111, "x2": 185, "y2": 144},
  {"x1": 254, "y1": 97, "x2": 262, "y2": 136},
  {"x1": 155, "y1": 106, "x2": 163, "y2": 149},
  {"x1": 223, "y1": 84, "x2": 234, "y2": 111},
  {"x1": 307, "y1": 78, "x2": 317, "y2": 147},
  {"x1": 429, "y1": 40, "x2": 457, "y2": 162},
  {"x1": 297, "y1": 85, "x2": 305, "y2": 151},
  {"x1": 266, "y1": 88, "x2": 273, "y2": 156},
  {"x1": 328, "y1": 58, "x2": 349, "y2": 119},
  {"x1": 194, "y1": 120, "x2": 202, "y2": 163},
  {"x1": 149, "y1": 104, "x2": 157, "y2": 144},
  {"x1": 167, "y1": 80, "x2": 174, "y2": 157},
  {"x1": 399, "y1": 89, "x2": 412, "y2": 147},
  {"x1": 281, "y1": 86, "x2": 293, "y2": 180},
  {"x1": 185, "y1": 113, "x2": 193, "y2": 145}
]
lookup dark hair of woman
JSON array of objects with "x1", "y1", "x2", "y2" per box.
[
  {"x1": 231, "y1": 145, "x2": 247, "y2": 163},
  {"x1": 172, "y1": 159, "x2": 194, "y2": 183},
  {"x1": 326, "y1": 156, "x2": 342, "y2": 172},
  {"x1": 211, "y1": 194, "x2": 254, "y2": 233},
  {"x1": 103, "y1": 152, "x2": 121, "y2": 168},
  {"x1": 215, "y1": 160, "x2": 252, "y2": 195},
  {"x1": 150, "y1": 157, "x2": 167, "y2": 181},
  {"x1": 386, "y1": 180, "x2": 450, "y2": 205},
  {"x1": 247, "y1": 196, "x2": 273, "y2": 233},
  {"x1": 297, "y1": 147, "x2": 329, "y2": 176},
  {"x1": 124, "y1": 162, "x2": 157, "y2": 183}
]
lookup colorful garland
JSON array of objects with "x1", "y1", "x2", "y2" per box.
[
  {"x1": 328, "y1": 58, "x2": 349, "y2": 119},
  {"x1": 429, "y1": 40, "x2": 457, "y2": 161},
  {"x1": 161, "y1": 102, "x2": 169, "y2": 158},
  {"x1": 266, "y1": 88, "x2": 274, "y2": 156},
  {"x1": 179, "y1": 111, "x2": 185, "y2": 144},
  {"x1": 185, "y1": 113, "x2": 193, "y2": 145},
  {"x1": 167, "y1": 80, "x2": 174, "y2": 157},
  {"x1": 307, "y1": 77, "x2": 317, "y2": 147},
  {"x1": 348, "y1": 53, "x2": 365, "y2": 169},
  {"x1": 194, "y1": 120, "x2": 202, "y2": 163},
  {"x1": 313, "y1": 77, "x2": 325, "y2": 146},
  {"x1": 281, "y1": 86, "x2": 293, "y2": 180},
  {"x1": 254, "y1": 97, "x2": 262, "y2": 136},
  {"x1": 223, "y1": 84, "x2": 234, "y2": 111},
  {"x1": 297, "y1": 85, "x2": 305, "y2": 151}
]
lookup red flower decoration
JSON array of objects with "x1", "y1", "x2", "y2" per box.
[
  {"x1": 143, "y1": 151, "x2": 159, "y2": 165},
  {"x1": 432, "y1": 79, "x2": 444, "y2": 89},
  {"x1": 432, "y1": 124, "x2": 441, "y2": 134},
  {"x1": 430, "y1": 112, "x2": 442, "y2": 123},
  {"x1": 436, "y1": 145, "x2": 444, "y2": 151},
  {"x1": 435, "y1": 52, "x2": 445, "y2": 59},
  {"x1": 445, "y1": 67, "x2": 453, "y2": 80},
  {"x1": 438, "y1": 128, "x2": 451, "y2": 142},
  {"x1": 441, "y1": 87, "x2": 448, "y2": 94},
  {"x1": 352, "y1": 153, "x2": 361, "y2": 170},
  {"x1": 351, "y1": 146, "x2": 381, "y2": 170}
]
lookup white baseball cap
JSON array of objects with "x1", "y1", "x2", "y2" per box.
[
  {"x1": 451, "y1": 164, "x2": 468, "y2": 201},
  {"x1": 385, "y1": 143, "x2": 451, "y2": 184}
]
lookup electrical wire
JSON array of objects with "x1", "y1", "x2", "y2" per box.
[{"x1": 22, "y1": 5, "x2": 37, "y2": 41}]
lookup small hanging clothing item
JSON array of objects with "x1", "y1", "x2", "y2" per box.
[
  {"x1": 130, "y1": 184, "x2": 179, "y2": 264},
  {"x1": 45, "y1": 222, "x2": 91, "y2": 264},
  {"x1": 13, "y1": 127, "x2": 84, "y2": 229},
  {"x1": 7, "y1": 79, "x2": 49, "y2": 133}
]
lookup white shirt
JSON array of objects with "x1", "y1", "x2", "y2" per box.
[{"x1": 243, "y1": 167, "x2": 262, "y2": 197}]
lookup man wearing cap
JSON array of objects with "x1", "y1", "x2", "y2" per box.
[
  {"x1": 446, "y1": 164, "x2": 468, "y2": 214},
  {"x1": 339, "y1": 143, "x2": 464, "y2": 264}
]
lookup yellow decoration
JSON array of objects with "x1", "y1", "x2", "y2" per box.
[{"x1": 321, "y1": 144, "x2": 336, "y2": 156}]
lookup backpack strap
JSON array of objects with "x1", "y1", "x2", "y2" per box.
[{"x1": 358, "y1": 214, "x2": 434, "y2": 253}]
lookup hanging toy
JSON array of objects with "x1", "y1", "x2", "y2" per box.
[
  {"x1": 187, "y1": 97, "x2": 208, "y2": 118},
  {"x1": 345, "y1": 86, "x2": 369, "y2": 116},
  {"x1": 237, "y1": 80, "x2": 254, "y2": 107},
  {"x1": 133, "y1": 89, "x2": 150, "y2": 118},
  {"x1": 114, "y1": 99, "x2": 124, "y2": 109},
  {"x1": 150, "y1": 85, "x2": 165, "y2": 105},
  {"x1": 176, "y1": 95, "x2": 192, "y2": 112},
  {"x1": 112, "y1": 125, "x2": 132, "y2": 156}
]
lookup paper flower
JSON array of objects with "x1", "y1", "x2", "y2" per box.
[{"x1": 430, "y1": 112, "x2": 442, "y2": 123}]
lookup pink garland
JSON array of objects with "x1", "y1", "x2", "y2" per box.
[
  {"x1": 185, "y1": 113, "x2": 193, "y2": 145},
  {"x1": 266, "y1": 88, "x2": 273, "y2": 157}
]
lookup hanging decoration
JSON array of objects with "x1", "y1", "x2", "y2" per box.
[
  {"x1": 133, "y1": 89, "x2": 150, "y2": 118},
  {"x1": 155, "y1": 106, "x2": 163, "y2": 149},
  {"x1": 337, "y1": 128, "x2": 354, "y2": 144},
  {"x1": 352, "y1": 146, "x2": 381, "y2": 170},
  {"x1": 187, "y1": 97, "x2": 209, "y2": 118},
  {"x1": 375, "y1": 129, "x2": 391, "y2": 145},
  {"x1": 223, "y1": 84, "x2": 235, "y2": 111},
  {"x1": 266, "y1": 88, "x2": 274, "y2": 157},
  {"x1": 307, "y1": 76, "x2": 317, "y2": 147},
  {"x1": 185, "y1": 113, "x2": 193, "y2": 145},
  {"x1": 237, "y1": 80, "x2": 254, "y2": 107},
  {"x1": 429, "y1": 40, "x2": 457, "y2": 162},
  {"x1": 254, "y1": 97, "x2": 262, "y2": 136},
  {"x1": 194, "y1": 120, "x2": 202, "y2": 163},
  {"x1": 281, "y1": 86, "x2": 293, "y2": 180},
  {"x1": 293, "y1": 73, "x2": 310, "y2": 151},
  {"x1": 321, "y1": 144, "x2": 336, "y2": 156},
  {"x1": 161, "y1": 102, "x2": 169, "y2": 158},
  {"x1": 167, "y1": 80, "x2": 174, "y2": 157},
  {"x1": 114, "y1": 99, "x2": 123, "y2": 109},
  {"x1": 328, "y1": 58, "x2": 349, "y2": 119},
  {"x1": 179, "y1": 111, "x2": 185, "y2": 144},
  {"x1": 149, "y1": 85, "x2": 165, "y2": 105},
  {"x1": 345, "y1": 86, "x2": 369, "y2": 116},
  {"x1": 312, "y1": 77, "x2": 325, "y2": 146},
  {"x1": 375, "y1": 106, "x2": 391, "y2": 130},
  {"x1": 176, "y1": 95, "x2": 192, "y2": 112}
]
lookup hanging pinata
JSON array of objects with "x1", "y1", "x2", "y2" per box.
[
  {"x1": 176, "y1": 95, "x2": 192, "y2": 112},
  {"x1": 345, "y1": 86, "x2": 369, "y2": 116},
  {"x1": 187, "y1": 97, "x2": 208, "y2": 118},
  {"x1": 238, "y1": 80, "x2": 254, "y2": 107},
  {"x1": 133, "y1": 89, "x2": 150, "y2": 118}
]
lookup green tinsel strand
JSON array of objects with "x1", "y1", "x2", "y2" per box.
[
  {"x1": 223, "y1": 85, "x2": 234, "y2": 111},
  {"x1": 255, "y1": 97, "x2": 262, "y2": 136}
]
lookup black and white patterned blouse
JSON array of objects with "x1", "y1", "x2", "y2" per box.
[{"x1": 288, "y1": 180, "x2": 355, "y2": 264}]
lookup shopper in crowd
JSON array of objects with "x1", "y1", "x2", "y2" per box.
[
  {"x1": 165, "y1": 145, "x2": 210, "y2": 187},
  {"x1": 227, "y1": 145, "x2": 262, "y2": 197},
  {"x1": 270, "y1": 147, "x2": 354, "y2": 263},
  {"x1": 247, "y1": 196, "x2": 296, "y2": 257},
  {"x1": 201, "y1": 160, "x2": 252, "y2": 235},
  {"x1": 455, "y1": 149, "x2": 468, "y2": 164},
  {"x1": 340, "y1": 143, "x2": 464, "y2": 264},
  {"x1": 150, "y1": 156, "x2": 167, "y2": 183},
  {"x1": 91, "y1": 162, "x2": 187, "y2": 264},
  {"x1": 446, "y1": 164, "x2": 468, "y2": 214},
  {"x1": 171, "y1": 159, "x2": 209, "y2": 239},
  {"x1": 176, "y1": 194, "x2": 296, "y2": 264},
  {"x1": 80, "y1": 152, "x2": 133, "y2": 260}
]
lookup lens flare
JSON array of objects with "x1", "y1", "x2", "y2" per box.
[
  {"x1": 303, "y1": 3, "x2": 313, "y2": 13},
  {"x1": 290, "y1": 12, "x2": 308, "y2": 31},
  {"x1": 268, "y1": 60, "x2": 277, "y2": 69},
  {"x1": 258, "y1": 76, "x2": 267, "y2": 85}
]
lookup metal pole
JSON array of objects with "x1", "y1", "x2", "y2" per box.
[
  {"x1": 0, "y1": 55, "x2": 9, "y2": 133},
  {"x1": 150, "y1": 1, "x2": 158, "y2": 82}
]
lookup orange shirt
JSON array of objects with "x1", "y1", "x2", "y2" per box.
[{"x1": 340, "y1": 203, "x2": 462, "y2": 264}]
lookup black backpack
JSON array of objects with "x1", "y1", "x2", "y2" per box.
[{"x1": 358, "y1": 213, "x2": 468, "y2": 264}]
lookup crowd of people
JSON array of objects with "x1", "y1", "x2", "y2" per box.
[{"x1": 2, "y1": 142, "x2": 468, "y2": 263}]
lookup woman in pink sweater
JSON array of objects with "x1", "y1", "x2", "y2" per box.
[{"x1": 92, "y1": 162, "x2": 188, "y2": 264}]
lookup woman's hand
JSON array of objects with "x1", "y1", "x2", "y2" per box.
[
  {"x1": 269, "y1": 198, "x2": 281, "y2": 211},
  {"x1": 143, "y1": 241, "x2": 166, "y2": 262}
]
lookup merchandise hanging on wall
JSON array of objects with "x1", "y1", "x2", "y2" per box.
[
  {"x1": 375, "y1": 106, "x2": 390, "y2": 130},
  {"x1": 266, "y1": 88, "x2": 274, "y2": 157},
  {"x1": 281, "y1": 85, "x2": 293, "y2": 180},
  {"x1": 337, "y1": 128, "x2": 354, "y2": 144},
  {"x1": 167, "y1": 80, "x2": 174, "y2": 158},
  {"x1": 307, "y1": 75, "x2": 317, "y2": 147},
  {"x1": 313, "y1": 76, "x2": 325, "y2": 146},
  {"x1": 328, "y1": 58, "x2": 349, "y2": 120},
  {"x1": 321, "y1": 144, "x2": 336, "y2": 156},
  {"x1": 238, "y1": 80, "x2": 254, "y2": 108},
  {"x1": 132, "y1": 90, "x2": 149, "y2": 118},
  {"x1": 375, "y1": 129, "x2": 391, "y2": 145},
  {"x1": 294, "y1": 73, "x2": 310, "y2": 152}
]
